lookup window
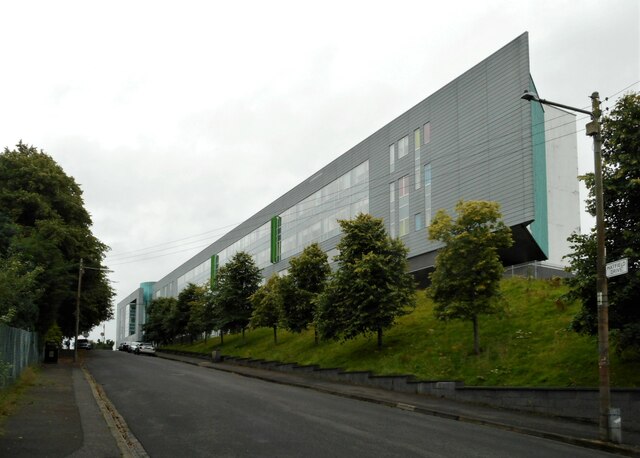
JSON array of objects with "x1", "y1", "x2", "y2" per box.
[
  {"x1": 424, "y1": 163, "x2": 432, "y2": 225},
  {"x1": 414, "y1": 128, "x2": 421, "y2": 190},
  {"x1": 389, "y1": 144, "x2": 395, "y2": 172},
  {"x1": 398, "y1": 135, "x2": 409, "y2": 158},
  {"x1": 399, "y1": 175, "x2": 410, "y2": 237},
  {"x1": 279, "y1": 161, "x2": 370, "y2": 260},
  {"x1": 415, "y1": 212, "x2": 424, "y2": 231},
  {"x1": 389, "y1": 182, "x2": 396, "y2": 238},
  {"x1": 423, "y1": 122, "x2": 431, "y2": 144}
]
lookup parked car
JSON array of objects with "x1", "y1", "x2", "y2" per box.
[
  {"x1": 127, "y1": 341, "x2": 142, "y2": 353},
  {"x1": 76, "y1": 338, "x2": 92, "y2": 350},
  {"x1": 118, "y1": 342, "x2": 129, "y2": 351},
  {"x1": 135, "y1": 342, "x2": 156, "y2": 356}
]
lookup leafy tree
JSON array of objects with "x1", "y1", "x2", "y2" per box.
[
  {"x1": 317, "y1": 214, "x2": 416, "y2": 348},
  {"x1": 200, "y1": 281, "x2": 217, "y2": 344},
  {"x1": 174, "y1": 283, "x2": 204, "y2": 342},
  {"x1": 0, "y1": 142, "x2": 114, "y2": 337},
  {"x1": 44, "y1": 323, "x2": 63, "y2": 346},
  {"x1": 564, "y1": 92, "x2": 640, "y2": 354},
  {"x1": 0, "y1": 254, "x2": 43, "y2": 327},
  {"x1": 182, "y1": 283, "x2": 207, "y2": 343},
  {"x1": 428, "y1": 200, "x2": 513, "y2": 355},
  {"x1": 282, "y1": 243, "x2": 330, "y2": 342},
  {"x1": 215, "y1": 251, "x2": 261, "y2": 342},
  {"x1": 250, "y1": 275, "x2": 283, "y2": 344},
  {"x1": 143, "y1": 297, "x2": 177, "y2": 344}
]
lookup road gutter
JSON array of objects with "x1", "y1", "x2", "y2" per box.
[{"x1": 82, "y1": 366, "x2": 150, "y2": 458}]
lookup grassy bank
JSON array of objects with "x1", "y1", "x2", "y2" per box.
[{"x1": 164, "y1": 277, "x2": 639, "y2": 387}]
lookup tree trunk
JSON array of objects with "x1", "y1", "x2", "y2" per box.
[
  {"x1": 314, "y1": 328, "x2": 318, "y2": 345},
  {"x1": 220, "y1": 330, "x2": 224, "y2": 345},
  {"x1": 472, "y1": 316, "x2": 480, "y2": 355},
  {"x1": 242, "y1": 327, "x2": 246, "y2": 344},
  {"x1": 273, "y1": 326, "x2": 278, "y2": 344},
  {"x1": 377, "y1": 327, "x2": 383, "y2": 349}
]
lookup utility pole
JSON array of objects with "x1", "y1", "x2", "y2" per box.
[
  {"x1": 586, "y1": 92, "x2": 614, "y2": 442},
  {"x1": 521, "y1": 90, "x2": 619, "y2": 443},
  {"x1": 74, "y1": 258, "x2": 84, "y2": 363}
]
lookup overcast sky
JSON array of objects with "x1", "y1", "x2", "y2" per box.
[{"x1": 1, "y1": 1, "x2": 638, "y2": 343}]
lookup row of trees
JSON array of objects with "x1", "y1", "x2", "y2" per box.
[
  {"x1": 0, "y1": 142, "x2": 114, "y2": 338},
  {"x1": 144, "y1": 214, "x2": 417, "y2": 348},
  {"x1": 142, "y1": 201, "x2": 511, "y2": 356}
]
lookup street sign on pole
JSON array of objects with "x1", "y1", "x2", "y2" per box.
[{"x1": 606, "y1": 258, "x2": 628, "y2": 278}]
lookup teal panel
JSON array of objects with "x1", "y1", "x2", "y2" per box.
[
  {"x1": 140, "y1": 282, "x2": 156, "y2": 305},
  {"x1": 528, "y1": 77, "x2": 549, "y2": 257}
]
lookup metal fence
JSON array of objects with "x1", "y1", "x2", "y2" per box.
[
  {"x1": 0, "y1": 323, "x2": 40, "y2": 388},
  {"x1": 504, "y1": 261, "x2": 572, "y2": 280}
]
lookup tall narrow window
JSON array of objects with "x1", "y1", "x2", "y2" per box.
[
  {"x1": 414, "y1": 128, "x2": 421, "y2": 190},
  {"x1": 415, "y1": 212, "x2": 424, "y2": 231},
  {"x1": 424, "y1": 163, "x2": 432, "y2": 226},
  {"x1": 389, "y1": 182, "x2": 396, "y2": 238},
  {"x1": 423, "y1": 122, "x2": 431, "y2": 144},
  {"x1": 389, "y1": 144, "x2": 395, "y2": 173},
  {"x1": 398, "y1": 135, "x2": 409, "y2": 158},
  {"x1": 399, "y1": 175, "x2": 410, "y2": 237}
]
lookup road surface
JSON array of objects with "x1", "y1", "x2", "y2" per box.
[{"x1": 85, "y1": 351, "x2": 616, "y2": 457}]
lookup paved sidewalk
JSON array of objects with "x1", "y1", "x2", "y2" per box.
[
  {"x1": 0, "y1": 351, "x2": 122, "y2": 458},
  {"x1": 159, "y1": 352, "x2": 640, "y2": 457}
]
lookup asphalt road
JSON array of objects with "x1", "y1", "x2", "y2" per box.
[{"x1": 85, "y1": 351, "x2": 616, "y2": 458}]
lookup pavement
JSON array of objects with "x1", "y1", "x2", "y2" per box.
[{"x1": 1, "y1": 349, "x2": 639, "y2": 457}]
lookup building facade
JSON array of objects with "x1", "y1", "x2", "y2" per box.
[{"x1": 117, "y1": 33, "x2": 580, "y2": 344}]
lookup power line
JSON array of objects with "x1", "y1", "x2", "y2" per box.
[{"x1": 105, "y1": 82, "x2": 637, "y2": 267}]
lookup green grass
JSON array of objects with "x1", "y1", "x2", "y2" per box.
[
  {"x1": 0, "y1": 366, "x2": 39, "y2": 434},
  {"x1": 164, "y1": 277, "x2": 640, "y2": 387}
]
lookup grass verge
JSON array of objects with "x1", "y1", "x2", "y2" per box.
[
  {"x1": 164, "y1": 277, "x2": 640, "y2": 387},
  {"x1": 0, "y1": 366, "x2": 40, "y2": 434}
]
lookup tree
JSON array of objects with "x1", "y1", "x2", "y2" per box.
[
  {"x1": 200, "y1": 281, "x2": 217, "y2": 344},
  {"x1": 182, "y1": 283, "x2": 207, "y2": 343},
  {"x1": 250, "y1": 274, "x2": 283, "y2": 344},
  {"x1": 282, "y1": 243, "x2": 330, "y2": 342},
  {"x1": 428, "y1": 200, "x2": 513, "y2": 355},
  {"x1": 143, "y1": 297, "x2": 177, "y2": 344},
  {"x1": 0, "y1": 142, "x2": 114, "y2": 337},
  {"x1": 0, "y1": 253, "x2": 43, "y2": 327},
  {"x1": 316, "y1": 213, "x2": 416, "y2": 348},
  {"x1": 215, "y1": 251, "x2": 261, "y2": 342},
  {"x1": 564, "y1": 92, "x2": 640, "y2": 354}
]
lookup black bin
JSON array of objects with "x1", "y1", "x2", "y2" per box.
[{"x1": 44, "y1": 342, "x2": 59, "y2": 363}]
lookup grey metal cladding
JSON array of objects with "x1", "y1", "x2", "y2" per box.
[
  {"x1": 151, "y1": 32, "x2": 533, "y2": 292},
  {"x1": 120, "y1": 287, "x2": 143, "y2": 306}
]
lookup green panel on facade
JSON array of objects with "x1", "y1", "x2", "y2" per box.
[
  {"x1": 529, "y1": 78, "x2": 549, "y2": 257},
  {"x1": 210, "y1": 254, "x2": 219, "y2": 286},
  {"x1": 270, "y1": 216, "x2": 281, "y2": 263}
]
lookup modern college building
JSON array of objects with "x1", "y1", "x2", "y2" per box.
[{"x1": 117, "y1": 32, "x2": 580, "y2": 344}]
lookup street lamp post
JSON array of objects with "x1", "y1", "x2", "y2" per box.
[{"x1": 521, "y1": 90, "x2": 618, "y2": 443}]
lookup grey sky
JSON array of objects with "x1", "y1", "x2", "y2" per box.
[{"x1": 1, "y1": 0, "x2": 638, "y2": 343}]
